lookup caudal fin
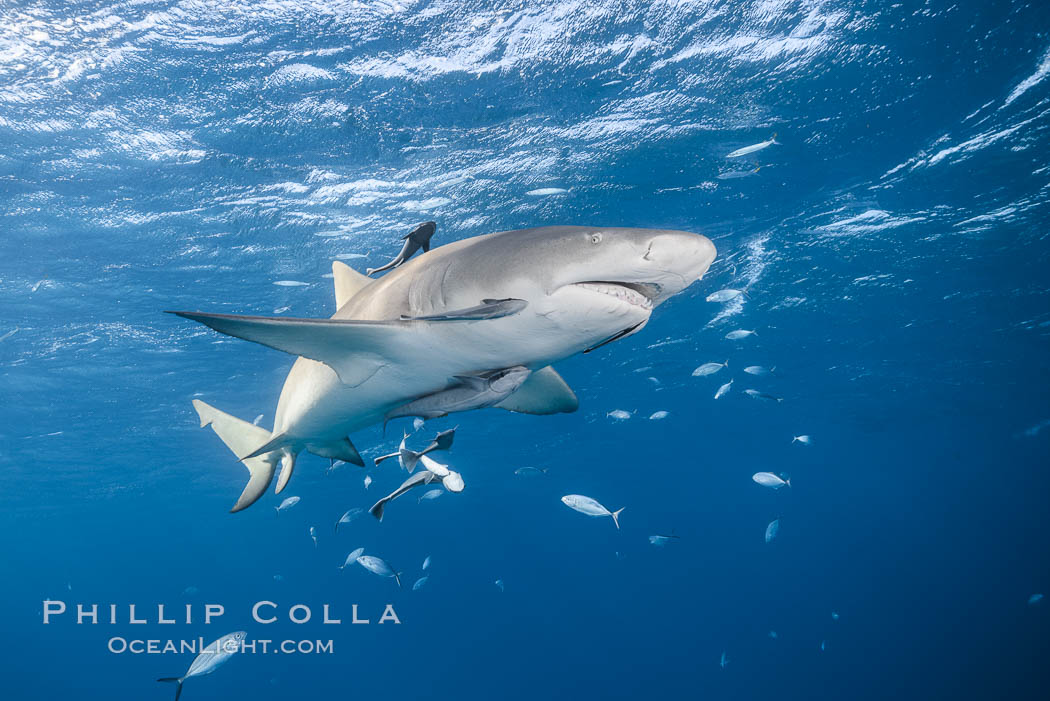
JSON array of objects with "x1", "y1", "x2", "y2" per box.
[
  {"x1": 369, "y1": 499, "x2": 386, "y2": 521},
  {"x1": 240, "y1": 432, "x2": 289, "y2": 461},
  {"x1": 400, "y1": 448, "x2": 421, "y2": 473},
  {"x1": 611, "y1": 507, "x2": 625, "y2": 530},
  {"x1": 192, "y1": 400, "x2": 277, "y2": 513},
  {"x1": 157, "y1": 677, "x2": 184, "y2": 701}
]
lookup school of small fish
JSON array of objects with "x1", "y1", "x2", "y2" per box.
[
  {"x1": 258, "y1": 233, "x2": 848, "y2": 670},
  {"x1": 692, "y1": 269, "x2": 838, "y2": 662}
]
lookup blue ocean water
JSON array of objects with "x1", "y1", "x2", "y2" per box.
[{"x1": 2, "y1": 0, "x2": 1050, "y2": 698}]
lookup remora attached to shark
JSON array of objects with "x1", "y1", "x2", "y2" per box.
[{"x1": 170, "y1": 225, "x2": 716, "y2": 512}]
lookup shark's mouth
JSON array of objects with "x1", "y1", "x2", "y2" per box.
[{"x1": 571, "y1": 281, "x2": 658, "y2": 310}]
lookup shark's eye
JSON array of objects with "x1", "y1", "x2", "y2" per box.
[{"x1": 589, "y1": 233, "x2": 603, "y2": 244}]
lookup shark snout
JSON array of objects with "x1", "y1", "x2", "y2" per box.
[{"x1": 642, "y1": 231, "x2": 717, "y2": 299}]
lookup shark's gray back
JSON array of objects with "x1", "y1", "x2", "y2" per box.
[{"x1": 337, "y1": 226, "x2": 592, "y2": 321}]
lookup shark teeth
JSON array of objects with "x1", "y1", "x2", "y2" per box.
[{"x1": 574, "y1": 282, "x2": 654, "y2": 310}]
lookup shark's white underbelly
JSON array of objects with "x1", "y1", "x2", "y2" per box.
[{"x1": 270, "y1": 311, "x2": 608, "y2": 441}]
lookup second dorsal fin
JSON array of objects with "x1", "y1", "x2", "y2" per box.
[{"x1": 332, "y1": 261, "x2": 371, "y2": 309}]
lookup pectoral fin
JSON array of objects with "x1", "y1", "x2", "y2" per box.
[
  {"x1": 495, "y1": 366, "x2": 578, "y2": 415},
  {"x1": 168, "y1": 311, "x2": 429, "y2": 387},
  {"x1": 399, "y1": 298, "x2": 527, "y2": 322}
]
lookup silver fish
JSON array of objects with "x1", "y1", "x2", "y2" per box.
[
  {"x1": 334, "y1": 507, "x2": 365, "y2": 533},
  {"x1": 752, "y1": 472, "x2": 790, "y2": 489},
  {"x1": 649, "y1": 534, "x2": 680, "y2": 547},
  {"x1": 649, "y1": 411, "x2": 669, "y2": 420},
  {"x1": 157, "y1": 631, "x2": 246, "y2": 701},
  {"x1": 417, "y1": 488, "x2": 445, "y2": 502},
  {"x1": 422, "y1": 555, "x2": 431, "y2": 571},
  {"x1": 726, "y1": 134, "x2": 779, "y2": 158},
  {"x1": 706, "y1": 289, "x2": 748, "y2": 303},
  {"x1": 413, "y1": 576, "x2": 429, "y2": 591},
  {"x1": 526, "y1": 187, "x2": 569, "y2": 196},
  {"x1": 339, "y1": 547, "x2": 365, "y2": 570},
  {"x1": 363, "y1": 475, "x2": 372, "y2": 489},
  {"x1": 720, "y1": 650, "x2": 729, "y2": 669},
  {"x1": 607, "y1": 409, "x2": 631, "y2": 420},
  {"x1": 792, "y1": 435, "x2": 811, "y2": 445},
  {"x1": 765, "y1": 519, "x2": 780, "y2": 543},
  {"x1": 714, "y1": 379, "x2": 733, "y2": 399},
  {"x1": 692, "y1": 360, "x2": 727, "y2": 376},
  {"x1": 357, "y1": 555, "x2": 402, "y2": 588},
  {"x1": 745, "y1": 389, "x2": 783, "y2": 403},
  {"x1": 717, "y1": 167, "x2": 761, "y2": 180},
  {"x1": 494, "y1": 579, "x2": 505, "y2": 592},
  {"x1": 308, "y1": 526, "x2": 318, "y2": 548},
  {"x1": 725, "y1": 329, "x2": 757, "y2": 340},
  {"x1": 743, "y1": 365, "x2": 774, "y2": 375},
  {"x1": 275, "y1": 496, "x2": 300, "y2": 516},
  {"x1": 513, "y1": 466, "x2": 548, "y2": 476},
  {"x1": 561, "y1": 494, "x2": 624, "y2": 529}
]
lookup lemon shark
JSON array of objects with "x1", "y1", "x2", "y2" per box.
[{"x1": 170, "y1": 225, "x2": 716, "y2": 512}]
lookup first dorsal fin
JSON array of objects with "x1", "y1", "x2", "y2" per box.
[{"x1": 332, "y1": 261, "x2": 371, "y2": 309}]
